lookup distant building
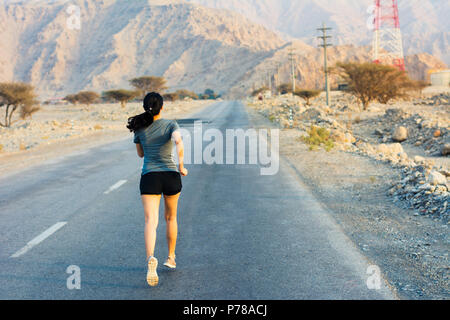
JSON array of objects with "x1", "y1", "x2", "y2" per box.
[
  {"x1": 337, "y1": 83, "x2": 349, "y2": 91},
  {"x1": 430, "y1": 70, "x2": 450, "y2": 86}
]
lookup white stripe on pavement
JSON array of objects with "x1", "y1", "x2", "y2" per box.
[
  {"x1": 104, "y1": 179, "x2": 127, "y2": 194},
  {"x1": 10, "y1": 222, "x2": 67, "y2": 258}
]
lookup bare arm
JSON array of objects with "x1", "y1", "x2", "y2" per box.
[
  {"x1": 136, "y1": 143, "x2": 144, "y2": 158},
  {"x1": 172, "y1": 130, "x2": 188, "y2": 176}
]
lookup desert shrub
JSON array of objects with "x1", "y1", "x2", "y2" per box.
[
  {"x1": 20, "y1": 104, "x2": 41, "y2": 120},
  {"x1": 76, "y1": 91, "x2": 100, "y2": 108},
  {"x1": 64, "y1": 94, "x2": 78, "y2": 105},
  {"x1": 175, "y1": 89, "x2": 198, "y2": 100},
  {"x1": 251, "y1": 86, "x2": 269, "y2": 97},
  {"x1": 200, "y1": 89, "x2": 220, "y2": 100},
  {"x1": 0, "y1": 82, "x2": 39, "y2": 127},
  {"x1": 277, "y1": 83, "x2": 293, "y2": 94},
  {"x1": 334, "y1": 62, "x2": 416, "y2": 110},
  {"x1": 294, "y1": 89, "x2": 321, "y2": 105},
  {"x1": 64, "y1": 91, "x2": 99, "y2": 107},
  {"x1": 130, "y1": 76, "x2": 167, "y2": 98},
  {"x1": 103, "y1": 89, "x2": 138, "y2": 108},
  {"x1": 205, "y1": 89, "x2": 219, "y2": 99},
  {"x1": 409, "y1": 80, "x2": 429, "y2": 96},
  {"x1": 162, "y1": 92, "x2": 180, "y2": 101},
  {"x1": 301, "y1": 126, "x2": 334, "y2": 152}
]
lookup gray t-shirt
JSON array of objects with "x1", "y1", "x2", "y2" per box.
[{"x1": 134, "y1": 119, "x2": 180, "y2": 175}]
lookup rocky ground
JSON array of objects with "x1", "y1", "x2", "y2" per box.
[
  {"x1": 247, "y1": 91, "x2": 449, "y2": 222},
  {"x1": 246, "y1": 90, "x2": 449, "y2": 299},
  {"x1": 0, "y1": 99, "x2": 213, "y2": 177}
]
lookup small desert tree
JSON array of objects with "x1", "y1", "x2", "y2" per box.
[
  {"x1": 410, "y1": 80, "x2": 429, "y2": 96},
  {"x1": 203, "y1": 89, "x2": 220, "y2": 99},
  {"x1": 76, "y1": 91, "x2": 100, "y2": 108},
  {"x1": 162, "y1": 92, "x2": 180, "y2": 101},
  {"x1": 251, "y1": 86, "x2": 269, "y2": 97},
  {"x1": 64, "y1": 94, "x2": 78, "y2": 105},
  {"x1": 335, "y1": 62, "x2": 415, "y2": 110},
  {"x1": 103, "y1": 89, "x2": 138, "y2": 108},
  {"x1": 130, "y1": 76, "x2": 168, "y2": 98},
  {"x1": 175, "y1": 89, "x2": 198, "y2": 100},
  {"x1": 294, "y1": 89, "x2": 321, "y2": 106},
  {"x1": 20, "y1": 104, "x2": 41, "y2": 120},
  {"x1": 0, "y1": 82, "x2": 39, "y2": 127},
  {"x1": 277, "y1": 83, "x2": 293, "y2": 95}
]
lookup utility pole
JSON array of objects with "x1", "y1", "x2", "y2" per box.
[
  {"x1": 274, "y1": 63, "x2": 282, "y2": 94},
  {"x1": 266, "y1": 70, "x2": 272, "y2": 92},
  {"x1": 288, "y1": 47, "x2": 296, "y2": 93},
  {"x1": 317, "y1": 22, "x2": 332, "y2": 106}
]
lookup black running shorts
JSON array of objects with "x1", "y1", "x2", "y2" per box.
[{"x1": 140, "y1": 171, "x2": 182, "y2": 196}]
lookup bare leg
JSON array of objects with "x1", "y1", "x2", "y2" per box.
[
  {"x1": 164, "y1": 193, "x2": 180, "y2": 258},
  {"x1": 142, "y1": 195, "x2": 161, "y2": 259}
]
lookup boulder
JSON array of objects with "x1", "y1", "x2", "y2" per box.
[
  {"x1": 427, "y1": 171, "x2": 447, "y2": 186},
  {"x1": 414, "y1": 155, "x2": 426, "y2": 163},
  {"x1": 301, "y1": 108, "x2": 321, "y2": 121},
  {"x1": 441, "y1": 143, "x2": 450, "y2": 156},
  {"x1": 374, "y1": 129, "x2": 384, "y2": 137},
  {"x1": 331, "y1": 130, "x2": 355, "y2": 144},
  {"x1": 392, "y1": 126, "x2": 408, "y2": 142},
  {"x1": 385, "y1": 108, "x2": 406, "y2": 121},
  {"x1": 376, "y1": 143, "x2": 404, "y2": 157}
]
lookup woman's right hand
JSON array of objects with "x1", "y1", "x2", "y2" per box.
[{"x1": 179, "y1": 166, "x2": 188, "y2": 176}]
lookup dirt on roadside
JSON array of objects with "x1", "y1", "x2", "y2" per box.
[{"x1": 0, "y1": 100, "x2": 213, "y2": 179}]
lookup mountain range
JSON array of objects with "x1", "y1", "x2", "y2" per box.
[
  {"x1": 185, "y1": 0, "x2": 450, "y2": 65},
  {"x1": 0, "y1": 0, "x2": 447, "y2": 99}
]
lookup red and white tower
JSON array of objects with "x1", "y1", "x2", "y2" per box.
[{"x1": 372, "y1": 0, "x2": 405, "y2": 71}]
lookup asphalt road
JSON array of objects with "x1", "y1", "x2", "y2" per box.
[{"x1": 0, "y1": 101, "x2": 395, "y2": 299}]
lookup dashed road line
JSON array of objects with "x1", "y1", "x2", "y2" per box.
[
  {"x1": 104, "y1": 179, "x2": 127, "y2": 194},
  {"x1": 10, "y1": 222, "x2": 67, "y2": 258}
]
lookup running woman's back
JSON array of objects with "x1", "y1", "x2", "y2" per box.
[{"x1": 134, "y1": 119, "x2": 180, "y2": 174}]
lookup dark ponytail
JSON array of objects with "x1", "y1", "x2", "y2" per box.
[{"x1": 127, "y1": 92, "x2": 163, "y2": 132}]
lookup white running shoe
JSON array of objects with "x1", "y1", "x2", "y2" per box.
[
  {"x1": 163, "y1": 255, "x2": 176, "y2": 269},
  {"x1": 147, "y1": 257, "x2": 159, "y2": 287}
]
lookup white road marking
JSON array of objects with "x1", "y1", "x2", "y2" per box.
[
  {"x1": 10, "y1": 222, "x2": 67, "y2": 258},
  {"x1": 104, "y1": 179, "x2": 127, "y2": 194}
]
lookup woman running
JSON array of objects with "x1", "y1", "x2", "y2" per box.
[{"x1": 127, "y1": 92, "x2": 188, "y2": 287}]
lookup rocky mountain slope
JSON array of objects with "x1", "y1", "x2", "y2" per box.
[
  {"x1": 186, "y1": 0, "x2": 450, "y2": 65},
  {"x1": 229, "y1": 42, "x2": 447, "y2": 98},
  {"x1": 0, "y1": 0, "x2": 447, "y2": 99},
  {"x1": 0, "y1": 0, "x2": 284, "y2": 98}
]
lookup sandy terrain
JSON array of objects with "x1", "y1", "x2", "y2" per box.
[
  {"x1": 247, "y1": 90, "x2": 449, "y2": 218},
  {"x1": 246, "y1": 90, "x2": 449, "y2": 299},
  {"x1": 0, "y1": 99, "x2": 213, "y2": 178}
]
